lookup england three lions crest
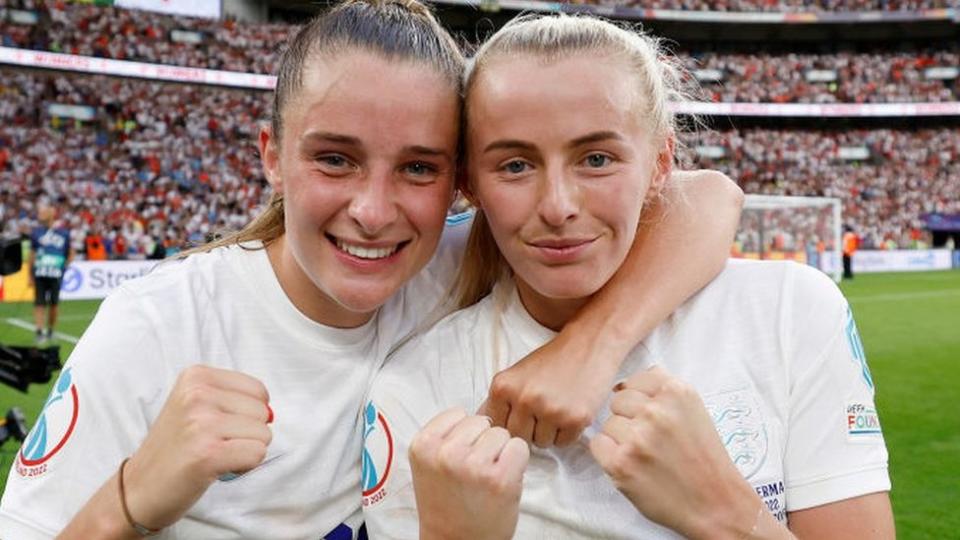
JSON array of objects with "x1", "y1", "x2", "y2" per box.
[{"x1": 704, "y1": 389, "x2": 768, "y2": 479}]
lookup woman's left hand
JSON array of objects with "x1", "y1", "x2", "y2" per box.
[
  {"x1": 589, "y1": 366, "x2": 767, "y2": 540},
  {"x1": 481, "y1": 329, "x2": 622, "y2": 448}
]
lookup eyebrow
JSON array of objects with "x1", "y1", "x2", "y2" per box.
[
  {"x1": 301, "y1": 131, "x2": 361, "y2": 147},
  {"x1": 482, "y1": 139, "x2": 537, "y2": 154},
  {"x1": 482, "y1": 131, "x2": 626, "y2": 155},
  {"x1": 406, "y1": 145, "x2": 451, "y2": 160},
  {"x1": 301, "y1": 132, "x2": 450, "y2": 161},
  {"x1": 567, "y1": 131, "x2": 625, "y2": 148}
]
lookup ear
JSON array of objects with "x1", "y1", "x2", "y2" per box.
[
  {"x1": 259, "y1": 124, "x2": 283, "y2": 195},
  {"x1": 652, "y1": 134, "x2": 675, "y2": 194}
]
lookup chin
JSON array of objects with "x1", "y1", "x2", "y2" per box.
[
  {"x1": 530, "y1": 268, "x2": 606, "y2": 299},
  {"x1": 335, "y1": 287, "x2": 397, "y2": 314},
  {"x1": 527, "y1": 280, "x2": 601, "y2": 302}
]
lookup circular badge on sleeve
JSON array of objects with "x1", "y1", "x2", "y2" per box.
[
  {"x1": 361, "y1": 401, "x2": 394, "y2": 507},
  {"x1": 17, "y1": 368, "x2": 79, "y2": 477}
]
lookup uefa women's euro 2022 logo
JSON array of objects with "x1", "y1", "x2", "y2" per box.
[
  {"x1": 17, "y1": 367, "x2": 79, "y2": 478},
  {"x1": 361, "y1": 401, "x2": 393, "y2": 507}
]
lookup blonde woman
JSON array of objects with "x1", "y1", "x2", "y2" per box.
[
  {"x1": 0, "y1": 3, "x2": 742, "y2": 539},
  {"x1": 364, "y1": 15, "x2": 893, "y2": 540}
]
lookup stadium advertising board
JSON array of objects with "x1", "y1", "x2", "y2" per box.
[
  {"x1": 852, "y1": 249, "x2": 953, "y2": 273},
  {"x1": 58, "y1": 260, "x2": 159, "y2": 300},
  {"x1": 2, "y1": 46, "x2": 959, "y2": 118},
  {"x1": 923, "y1": 213, "x2": 960, "y2": 232},
  {"x1": 0, "y1": 47, "x2": 276, "y2": 89},
  {"x1": 115, "y1": 0, "x2": 220, "y2": 19}
]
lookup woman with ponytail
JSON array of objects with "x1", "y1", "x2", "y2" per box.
[{"x1": 1, "y1": 3, "x2": 742, "y2": 538}]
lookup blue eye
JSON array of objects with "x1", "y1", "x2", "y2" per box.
[
  {"x1": 405, "y1": 162, "x2": 436, "y2": 176},
  {"x1": 504, "y1": 160, "x2": 528, "y2": 174},
  {"x1": 318, "y1": 154, "x2": 348, "y2": 168},
  {"x1": 584, "y1": 154, "x2": 612, "y2": 168}
]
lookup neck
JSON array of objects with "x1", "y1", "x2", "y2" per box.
[
  {"x1": 266, "y1": 237, "x2": 375, "y2": 329},
  {"x1": 514, "y1": 277, "x2": 589, "y2": 332}
]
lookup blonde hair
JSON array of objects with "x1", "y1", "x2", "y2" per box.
[
  {"x1": 453, "y1": 14, "x2": 696, "y2": 309},
  {"x1": 181, "y1": 0, "x2": 465, "y2": 258}
]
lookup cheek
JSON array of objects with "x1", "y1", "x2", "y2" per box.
[
  {"x1": 402, "y1": 183, "x2": 454, "y2": 240},
  {"x1": 477, "y1": 181, "x2": 533, "y2": 238},
  {"x1": 588, "y1": 180, "x2": 646, "y2": 241},
  {"x1": 283, "y1": 176, "x2": 350, "y2": 237}
]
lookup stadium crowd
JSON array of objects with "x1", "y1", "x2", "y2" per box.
[
  {"x1": 557, "y1": 0, "x2": 952, "y2": 12},
  {"x1": 684, "y1": 127, "x2": 958, "y2": 250},
  {"x1": 685, "y1": 48, "x2": 960, "y2": 104},
  {"x1": 1, "y1": 0, "x2": 292, "y2": 74},
  {"x1": 0, "y1": 69, "x2": 268, "y2": 259},
  {"x1": 1, "y1": 68, "x2": 953, "y2": 259},
  {"x1": 2, "y1": 2, "x2": 960, "y2": 103}
]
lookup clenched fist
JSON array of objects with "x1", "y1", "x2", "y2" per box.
[
  {"x1": 409, "y1": 408, "x2": 530, "y2": 540},
  {"x1": 121, "y1": 365, "x2": 273, "y2": 531},
  {"x1": 589, "y1": 367, "x2": 761, "y2": 539}
]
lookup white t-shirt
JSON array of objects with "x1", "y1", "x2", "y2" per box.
[
  {"x1": 0, "y1": 217, "x2": 468, "y2": 540},
  {"x1": 363, "y1": 260, "x2": 890, "y2": 539}
]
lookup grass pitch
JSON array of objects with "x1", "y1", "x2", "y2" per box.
[{"x1": 0, "y1": 270, "x2": 958, "y2": 537}]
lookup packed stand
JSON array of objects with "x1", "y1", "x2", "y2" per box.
[
  {"x1": 683, "y1": 47, "x2": 960, "y2": 104},
  {"x1": 682, "y1": 127, "x2": 960, "y2": 249},
  {"x1": 0, "y1": 68, "x2": 269, "y2": 259},
  {"x1": 565, "y1": 0, "x2": 952, "y2": 12},
  {"x1": 2, "y1": 67, "x2": 957, "y2": 259},
  {"x1": 3, "y1": 3, "x2": 960, "y2": 103},
  {"x1": 1, "y1": 0, "x2": 293, "y2": 74}
]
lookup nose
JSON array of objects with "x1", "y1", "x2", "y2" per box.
[
  {"x1": 537, "y1": 167, "x2": 579, "y2": 227},
  {"x1": 347, "y1": 170, "x2": 399, "y2": 236}
]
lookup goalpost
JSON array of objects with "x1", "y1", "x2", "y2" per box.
[{"x1": 735, "y1": 195, "x2": 843, "y2": 283}]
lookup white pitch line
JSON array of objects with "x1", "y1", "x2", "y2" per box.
[
  {"x1": 2, "y1": 318, "x2": 79, "y2": 344},
  {"x1": 846, "y1": 289, "x2": 960, "y2": 304}
]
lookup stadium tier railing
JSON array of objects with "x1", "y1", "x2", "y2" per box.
[
  {"x1": 431, "y1": 0, "x2": 959, "y2": 24},
  {"x1": 3, "y1": 46, "x2": 959, "y2": 118}
]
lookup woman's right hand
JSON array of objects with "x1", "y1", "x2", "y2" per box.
[
  {"x1": 121, "y1": 365, "x2": 273, "y2": 530},
  {"x1": 589, "y1": 367, "x2": 767, "y2": 540},
  {"x1": 409, "y1": 408, "x2": 530, "y2": 540}
]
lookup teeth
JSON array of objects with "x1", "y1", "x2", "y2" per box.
[{"x1": 335, "y1": 239, "x2": 399, "y2": 260}]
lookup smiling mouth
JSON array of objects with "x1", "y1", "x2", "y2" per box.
[
  {"x1": 326, "y1": 234, "x2": 410, "y2": 260},
  {"x1": 529, "y1": 237, "x2": 597, "y2": 250}
]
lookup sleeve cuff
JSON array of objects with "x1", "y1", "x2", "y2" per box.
[{"x1": 786, "y1": 466, "x2": 891, "y2": 511}]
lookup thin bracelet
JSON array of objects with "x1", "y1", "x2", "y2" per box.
[
  {"x1": 740, "y1": 501, "x2": 765, "y2": 540},
  {"x1": 118, "y1": 458, "x2": 162, "y2": 537}
]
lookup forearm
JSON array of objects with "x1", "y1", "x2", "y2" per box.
[
  {"x1": 57, "y1": 472, "x2": 140, "y2": 540},
  {"x1": 562, "y1": 170, "x2": 743, "y2": 358},
  {"x1": 694, "y1": 492, "x2": 796, "y2": 540}
]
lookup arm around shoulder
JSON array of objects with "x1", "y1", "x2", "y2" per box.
[{"x1": 482, "y1": 169, "x2": 743, "y2": 445}]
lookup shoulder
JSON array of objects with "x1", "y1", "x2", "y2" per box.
[
  {"x1": 118, "y1": 243, "x2": 253, "y2": 301},
  {"x1": 701, "y1": 259, "x2": 841, "y2": 304},
  {"x1": 375, "y1": 295, "x2": 496, "y2": 401},
  {"x1": 676, "y1": 260, "x2": 848, "y2": 345},
  {"x1": 385, "y1": 295, "x2": 496, "y2": 374}
]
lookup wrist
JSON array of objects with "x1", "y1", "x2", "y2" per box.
[
  {"x1": 687, "y1": 482, "x2": 762, "y2": 540},
  {"x1": 119, "y1": 457, "x2": 164, "y2": 536},
  {"x1": 558, "y1": 317, "x2": 633, "y2": 367}
]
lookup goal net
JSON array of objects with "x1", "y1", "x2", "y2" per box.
[{"x1": 734, "y1": 195, "x2": 843, "y2": 283}]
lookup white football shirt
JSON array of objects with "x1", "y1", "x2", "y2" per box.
[
  {"x1": 363, "y1": 260, "x2": 890, "y2": 539},
  {"x1": 0, "y1": 216, "x2": 469, "y2": 540}
]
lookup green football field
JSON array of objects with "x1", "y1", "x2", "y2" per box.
[{"x1": 0, "y1": 270, "x2": 958, "y2": 537}]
